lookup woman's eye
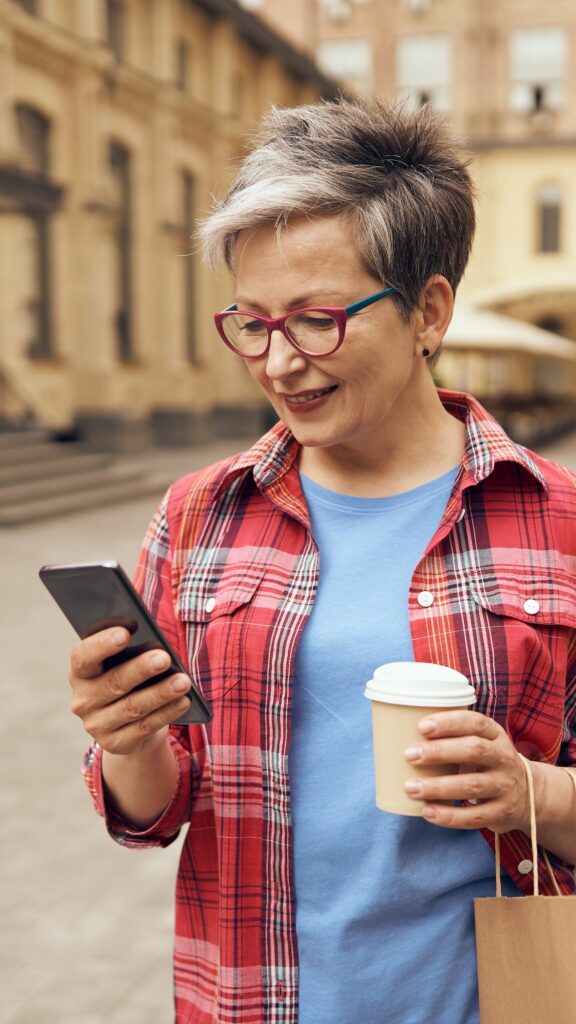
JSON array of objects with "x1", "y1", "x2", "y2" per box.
[
  {"x1": 240, "y1": 319, "x2": 266, "y2": 334},
  {"x1": 302, "y1": 315, "x2": 335, "y2": 330}
]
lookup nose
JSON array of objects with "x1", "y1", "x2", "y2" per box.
[{"x1": 265, "y1": 327, "x2": 308, "y2": 379}]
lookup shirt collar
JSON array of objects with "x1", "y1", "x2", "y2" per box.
[
  {"x1": 209, "y1": 389, "x2": 548, "y2": 503},
  {"x1": 440, "y1": 389, "x2": 548, "y2": 492}
]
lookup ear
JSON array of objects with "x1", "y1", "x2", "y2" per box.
[{"x1": 413, "y1": 275, "x2": 454, "y2": 359}]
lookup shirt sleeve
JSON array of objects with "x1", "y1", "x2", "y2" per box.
[
  {"x1": 559, "y1": 630, "x2": 576, "y2": 769},
  {"x1": 80, "y1": 488, "x2": 200, "y2": 848}
]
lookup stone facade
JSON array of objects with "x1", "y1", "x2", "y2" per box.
[{"x1": 0, "y1": 0, "x2": 337, "y2": 445}]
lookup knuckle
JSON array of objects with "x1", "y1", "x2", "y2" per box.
[
  {"x1": 466, "y1": 776, "x2": 484, "y2": 800},
  {"x1": 106, "y1": 665, "x2": 127, "y2": 697},
  {"x1": 135, "y1": 714, "x2": 157, "y2": 738},
  {"x1": 469, "y1": 737, "x2": 489, "y2": 760},
  {"x1": 70, "y1": 693, "x2": 89, "y2": 719},
  {"x1": 69, "y1": 645, "x2": 87, "y2": 678},
  {"x1": 104, "y1": 732, "x2": 123, "y2": 755},
  {"x1": 123, "y1": 690, "x2": 145, "y2": 720},
  {"x1": 500, "y1": 802, "x2": 516, "y2": 823}
]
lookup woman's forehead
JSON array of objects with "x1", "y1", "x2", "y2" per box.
[{"x1": 233, "y1": 215, "x2": 362, "y2": 281}]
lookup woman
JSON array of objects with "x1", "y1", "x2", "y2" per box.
[{"x1": 71, "y1": 99, "x2": 576, "y2": 1024}]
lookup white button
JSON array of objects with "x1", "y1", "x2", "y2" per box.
[
  {"x1": 457, "y1": 509, "x2": 466, "y2": 522},
  {"x1": 523, "y1": 599, "x2": 540, "y2": 616},
  {"x1": 518, "y1": 859, "x2": 533, "y2": 875},
  {"x1": 205, "y1": 597, "x2": 216, "y2": 613},
  {"x1": 417, "y1": 591, "x2": 435, "y2": 608}
]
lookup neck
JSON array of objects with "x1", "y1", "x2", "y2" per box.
[{"x1": 299, "y1": 386, "x2": 466, "y2": 498}]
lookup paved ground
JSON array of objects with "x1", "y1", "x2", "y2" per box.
[{"x1": 2, "y1": 430, "x2": 576, "y2": 1024}]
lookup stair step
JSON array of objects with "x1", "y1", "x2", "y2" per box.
[
  {"x1": 0, "y1": 463, "x2": 145, "y2": 505},
  {"x1": 0, "y1": 474, "x2": 173, "y2": 526},
  {"x1": 0, "y1": 442, "x2": 93, "y2": 467},
  {"x1": 0, "y1": 428, "x2": 52, "y2": 450},
  {"x1": 0, "y1": 451, "x2": 113, "y2": 486}
]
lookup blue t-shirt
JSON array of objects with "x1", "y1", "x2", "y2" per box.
[{"x1": 290, "y1": 469, "x2": 520, "y2": 1024}]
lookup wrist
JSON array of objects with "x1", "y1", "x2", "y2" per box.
[{"x1": 521, "y1": 760, "x2": 571, "y2": 834}]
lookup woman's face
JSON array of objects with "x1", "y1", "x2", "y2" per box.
[{"x1": 233, "y1": 215, "x2": 427, "y2": 459}]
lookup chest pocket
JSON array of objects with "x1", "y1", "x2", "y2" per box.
[
  {"x1": 176, "y1": 557, "x2": 267, "y2": 704},
  {"x1": 468, "y1": 570, "x2": 575, "y2": 628},
  {"x1": 464, "y1": 567, "x2": 575, "y2": 741}
]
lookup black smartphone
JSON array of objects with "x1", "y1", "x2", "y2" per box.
[{"x1": 39, "y1": 560, "x2": 212, "y2": 726}]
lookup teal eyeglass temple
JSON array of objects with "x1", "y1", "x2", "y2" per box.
[
  {"x1": 344, "y1": 285, "x2": 398, "y2": 316},
  {"x1": 223, "y1": 285, "x2": 397, "y2": 316}
]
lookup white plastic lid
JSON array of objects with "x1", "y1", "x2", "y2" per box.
[{"x1": 364, "y1": 661, "x2": 476, "y2": 708}]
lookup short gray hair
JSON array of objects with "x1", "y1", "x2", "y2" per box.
[{"x1": 199, "y1": 97, "x2": 476, "y2": 321}]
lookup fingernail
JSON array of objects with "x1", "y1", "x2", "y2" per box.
[
  {"x1": 172, "y1": 676, "x2": 190, "y2": 693},
  {"x1": 113, "y1": 630, "x2": 127, "y2": 646},
  {"x1": 419, "y1": 718, "x2": 436, "y2": 735},
  {"x1": 150, "y1": 651, "x2": 169, "y2": 670},
  {"x1": 422, "y1": 805, "x2": 437, "y2": 819},
  {"x1": 405, "y1": 780, "x2": 423, "y2": 795},
  {"x1": 405, "y1": 745, "x2": 423, "y2": 761}
]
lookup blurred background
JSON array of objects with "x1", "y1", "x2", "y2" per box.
[{"x1": 1, "y1": 1, "x2": 575, "y2": 1021}]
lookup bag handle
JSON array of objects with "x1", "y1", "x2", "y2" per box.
[{"x1": 494, "y1": 755, "x2": 566, "y2": 897}]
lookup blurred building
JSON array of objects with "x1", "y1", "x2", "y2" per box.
[
  {"x1": 240, "y1": 0, "x2": 576, "y2": 441},
  {"x1": 0, "y1": 0, "x2": 338, "y2": 448}
]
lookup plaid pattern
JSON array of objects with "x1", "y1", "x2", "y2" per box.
[{"x1": 83, "y1": 390, "x2": 576, "y2": 1024}]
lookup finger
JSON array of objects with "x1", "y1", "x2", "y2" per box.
[
  {"x1": 419, "y1": 798, "x2": 517, "y2": 832},
  {"x1": 405, "y1": 771, "x2": 498, "y2": 806},
  {"x1": 79, "y1": 670, "x2": 191, "y2": 733},
  {"x1": 70, "y1": 627, "x2": 131, "y2": 681},
  {"x1": 101, "y1": 695, "x2": 192, "y2": 756},
  {"x1": 418, "y1": 710, "x2": 502, "y2": 741},
  {"x1": 101, "y1": 648, "x2": 173, "y2": 702},
  {"x1": 405, "y1": 733, "x2": 499, "y2": 768}
]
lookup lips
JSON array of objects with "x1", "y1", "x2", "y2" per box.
[{"x1": 282, "y1": 385, "x2": 338, "y2": 406}]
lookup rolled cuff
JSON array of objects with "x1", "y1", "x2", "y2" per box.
[{"x1": 82, "y1": 734, "x2": 192, "y2": 849}]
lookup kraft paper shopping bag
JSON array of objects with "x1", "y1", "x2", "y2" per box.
[{"x1": 474, "y1": 759, "x2": 576, "y2": 1024}]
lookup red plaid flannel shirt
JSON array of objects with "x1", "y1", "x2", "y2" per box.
[{"x1": 84, "y1": 390, "x2": 576, "y2": 1024}]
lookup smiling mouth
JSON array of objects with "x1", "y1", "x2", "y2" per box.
[{"x1": 283, "y1": 386, "x2": 338, "y2": 405}]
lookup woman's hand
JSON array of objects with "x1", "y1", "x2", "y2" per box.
[
  {"x1": 69, "y1": 626, "x2": 192, "y2": 757},
  {"x1": 403, "y1": 710, "x2": 531, "y2": 833}
]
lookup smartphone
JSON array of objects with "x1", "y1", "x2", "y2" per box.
[{"x1": 39, "y1": 560, "x2": 212, "y2": 726}]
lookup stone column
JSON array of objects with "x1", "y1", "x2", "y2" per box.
[{"x1": 0, "y1": 23, "x2": 18, "y2": 165}]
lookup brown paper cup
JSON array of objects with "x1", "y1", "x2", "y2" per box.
[{"x1": 364, "y1": 662, "x2": 476, "y2": 817}]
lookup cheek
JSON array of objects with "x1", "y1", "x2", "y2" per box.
[{"x1": 244, "y1": 359, "x2": 267, "y2": 389}]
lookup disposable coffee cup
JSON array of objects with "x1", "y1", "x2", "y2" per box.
[{"x1": 364, "y1": 662, "x2": 476, "y2": 816}]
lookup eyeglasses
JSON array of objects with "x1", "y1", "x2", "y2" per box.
[{"x1": 213, "y1": 286, "x2": 397, "y2": 359}]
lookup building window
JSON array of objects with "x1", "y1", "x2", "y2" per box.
[
  {"x1": 536, "y1": 185, "x2": 562, "y2": 253},
  {"x1": 106, "y1": 0, "x2": 126, "y2": 61},
  {"x1": 176, "y1": 39, "x2": 190, "y2": 90},
  {"x1": 317, "y1": 38, "x2": 373, "y2": 91},
  {"x1": 181, "y1": 171, "x2": 197, "y2": 363},
  {"x1": 16, "y1": 104, "x2": 50, "y2": 174},
  {"x1": 15, "y1": 104, "x2": 53, "y2": 358},
  {"x1": 509, "y1": 27, "x2": 567, "y2": 114},
  {"x1": 396, "y1": 34, "x2": 452, "y2": 111},
  {"x1": 109, "y1": 143, "x2": 134, "y2": 361}
]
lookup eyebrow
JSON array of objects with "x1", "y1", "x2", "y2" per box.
[{"x1": 234, "y1": 291, "x2": 347, "y2": 312}]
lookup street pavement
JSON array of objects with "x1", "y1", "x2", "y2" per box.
[{"x1": 2, "y1": 430, "x2": 576, "y2": 1024}]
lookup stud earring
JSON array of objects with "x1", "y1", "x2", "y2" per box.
[{"x1": 421, "y1": 347, "x2": 430, "y2": 358}]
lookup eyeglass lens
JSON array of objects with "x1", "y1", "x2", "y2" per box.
[{"x1": 221, "y1": 311, "x2": 341, "y2": 356}]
